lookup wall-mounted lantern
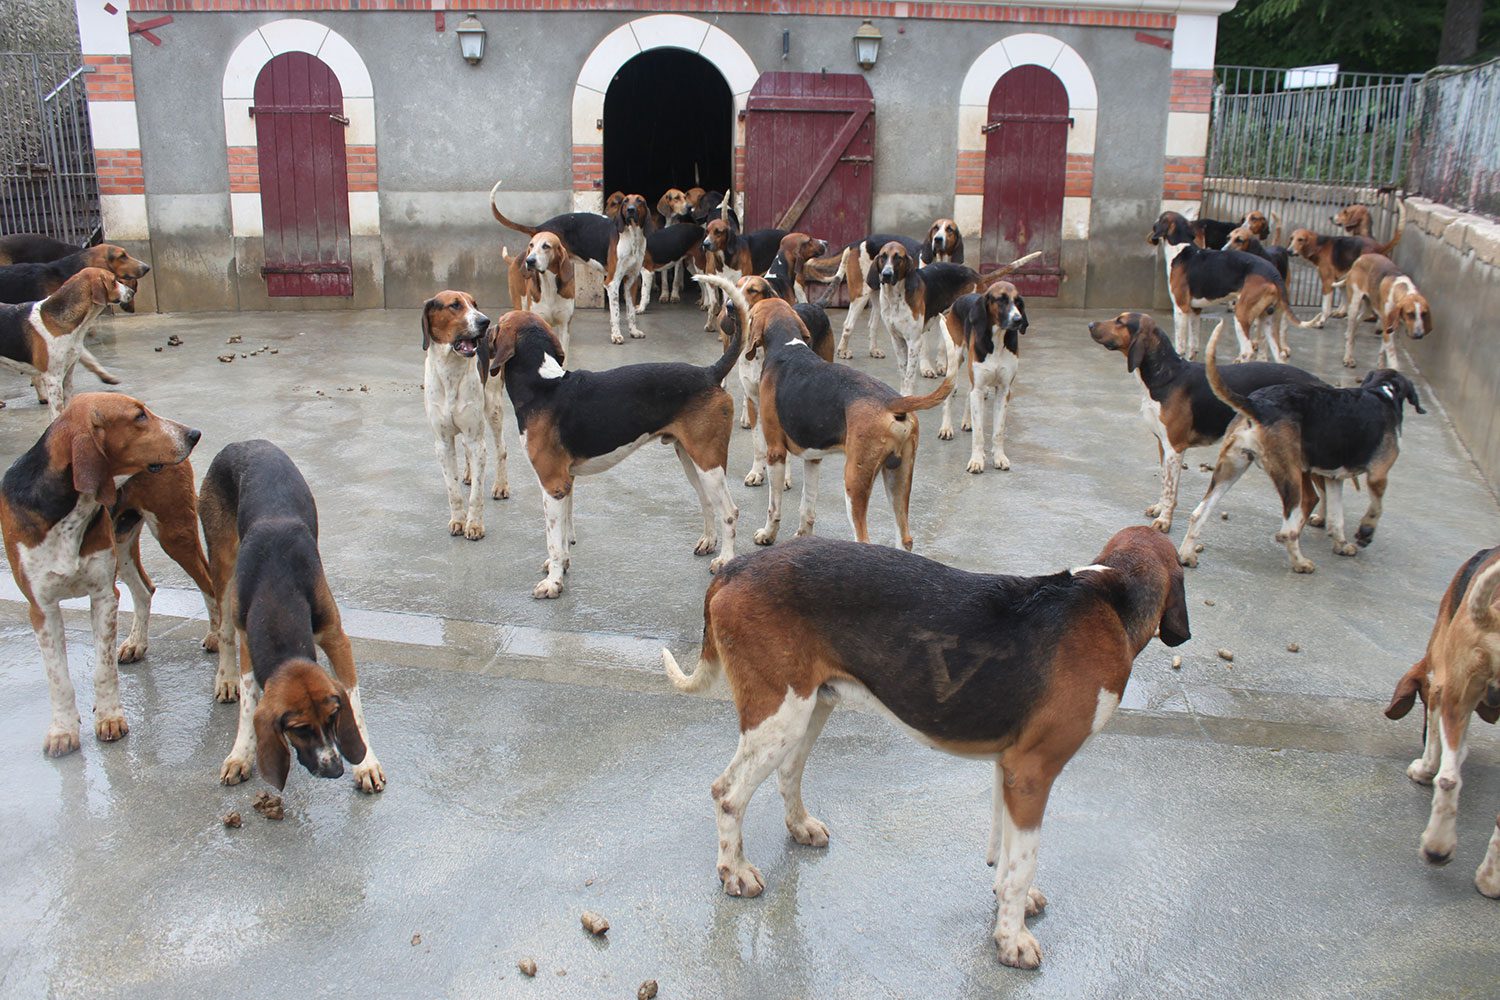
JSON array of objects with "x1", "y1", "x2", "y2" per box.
[
  {"x1": 853, "y1": 20, "x2": 881, "y2": 71},
  {"x1": 456, "y1": 14, "x2": 487, "y2": 66}
]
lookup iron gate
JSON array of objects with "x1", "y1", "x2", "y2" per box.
[{"x1": 0, "y1": 52, "x2": 100, "y2": 247}]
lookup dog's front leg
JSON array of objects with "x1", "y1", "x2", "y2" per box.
[
  {"x1": 78, "y1": 348, "x2": 120, "y2": 385},
  {"x1": 836, "y1": 292, "x2": 865, "y2": 359},
  {"x1": 991, "y1": 381, "x2": 1013, "y2": 471},
  {"x1": 965, "y1": 384, "x2": 988, "y2": 473},
  {"x1": 220, "y1": 636, "x2": 259, "y2": 784},
  {"x1": 1356, "y1": 474, "x2": 1387, "y2": 547},
  {"x1": 35, "y1": 602, "x2": 81, "y2": 756},
  {"x1": 39, "y1": 372, "x2": 65, "y2": 422},
  {"x1": 919, "y1": 320, "x2": 944, "y2": 378},
  {"x1": 1177, "y1": 434, "x2": 1253, "y2": 566},
  {"x1": 755, "y1": 454, "x2": 786, "y2": 545},
  {"x1": 1420, "y1": 708, "x2": 1473, "y2": 864},
  {"x1": 992, "y1": 790, "x2": 1045, "y2": 968},
  {"x1": 484, "y1": 393, "x2": 510, "y2": 501},
  {"x1": 606, "y1": 273, "x2": 626, "y2": 345},
  {"x1": 433, "y1": 430, "x2": 471, "y2": 538},
  {"x1": 320, "y1": 627, "x2": 385, "y2": 793},
  {"x1": 699, "y1": 464, "x2": 738, "y2": 573},
  {"x1": 636, "y1": 270, "x2": 653, "y2": 313},
  {"x1": 624, "y1": 267, "x2": 645, "y2": 339},
  {"x1": 1325, "y1": 479, "x2": 1357, "y2": 556},
  {"x1": 1408, "y1": 696, "x2": 1441, "y2": 784},
  {"x1": 1147, "y1": 445, "x2": 1181, "y2": 532},
  {"x1": 676, "y1": 443, "x2": 718, "y2": 556},
  {"x1": 535, "y1": 488, "x2": 571, "y2": 598},
  {"x1": 87, "y1": 579, "x2": 127, "y2": 744}
]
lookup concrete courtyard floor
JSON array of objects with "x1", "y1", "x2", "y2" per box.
[{"x1": 1, "y1": 297, "x2": 1498, "y2": 999}]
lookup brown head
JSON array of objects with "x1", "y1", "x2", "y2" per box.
[
  {"x1": 48, "y1": 267, "x2": 133, "y2": 323},
  {"x1": 927, "y1": 218, "x2": 962, "y2": 255},
  {"x1": 49, "y1": 392, "x2": 200, "y2": 508},
  {"x1": 657, "y1": 188, "x2": 690, "y2": 222},
  {"x1": 603, "y1": 191, "x2": 625, "y2": 220},
  {"x1": 701, "y1": 218, "x2": 734, "y2": 256},
  {"x1": 420, "y1": 290, "x2": 489, "y2": 362},
  {"x1": 524, "y1": 231, "x2": 571, "y2": 278},
  {"x1": 871, "y1": 240, "x2": 915, "y2": 289},
  {"x1": 1242, "y1": 211, "x2": 1271, "y2": 241},
  {"x1": 1148, "y1": 212, "x2": 1193, "y2": 246},
  {"x1": 80, "y1": 243, "x2": 151, "y2": 280},
  {"x1": 778, "y1": 233, "x2": 828, "y2": 273},
  {"x1": 1088, "y1": 311, "x2": 1163, "y2": 372},
  {"x1": 479, "y1": 309, "x2": 565, "y2": 383},
  {"x1": 1332, "y1": 204, "x2": 1372, "y2": 236},
  {"x1": 1287, "y1": 228, "x2": 1320, "y2": 260},
  {"x1": 684, "y1": 187, "x2": 707, "y2": 211},
  {"x1": 1095, "y1": 525, "x2": 1191, "y2": 650},
  {"x1": 1225, "y1": 226, "x2": 1259, "y2": 253},
  {"x1": 254, "y1": 660, "x2": 366, "y2": 790},
  {"x1": 983, "y1": 281, "x2": 1027, "y2": 334},
  {"x1": 617, "y1": 193, "x2": 650, "y2": 231},
  {"x1": 1392, "y1": 290, "x2": 1433, "y2": 341}
]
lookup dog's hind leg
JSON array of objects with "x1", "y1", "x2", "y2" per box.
[
  {"x1": 880, "y1": 432, "x2": 918, "y2": 551},
  {"x1": 1476, "y1": 816, "x2": 1500, "y2": 897},
  {"x1": 1324, "y1": 478, "x2": 1357, "y2": 556},
  {"x1": 1178, "y1": 432, "x2": 1255, "y2": 566},
  {"x1": 485, "y1": 392, "x2": 510, "y2": 500},
  {"x1": 78, "y1": 348, "x2": 120, "y2": 385},
  {"x1": 778, "y1": 690, "x2": 835, "y2": 847},
  {"x1": 1356, "y1": 468, "x2": 1390, "y2": 547},
  {"x1": 114, "y1": 521, "x2": 154, "y2": 663},
  {"x1": 1273, "y1": 474, "x2": 1315, "y2": 573},
  {"x1": 676, "y1": 442, "x2": 718, "y2": 558},
  {"x1": 796, "y1": 458, "x2": 821, "y2": 537}
]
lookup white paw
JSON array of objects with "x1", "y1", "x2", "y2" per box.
[
  {"x1": 993, "y1": 455, "x2": 1011, "y2": 471},
  {"x1": 740, "y1": 416, "x2": 752, "y2": 429},
  {"x1": 214, "y1": 672, "x2": 240, "y2": 703},
  {"x1": 794, "y1": 524, "x2": 814, "y2": 537},
  {"x1": 869, "y1": 347, "x2": 886, "y2": 359},
  {"x1": 464, "y1": 519, "x2": 485, "y2": 541},
  {"x1": 1330, "y1": 307, "x2": 1348, "y2": 318},
  {"x1": 1026, "y1": 886, "x2": 1048, "y2": 916},
  {"x1": 220, "y1": 754, "x2": 252, "y2": 785},
  {"x1": 630, "y1": 328, "x2": 646, "y2": 339},
  {"x1": 1292, "y1": 558, "x2": 1316, "y2": 574},
  {"x1": 533, "y1": 578, "x2": 564, "y2": 599},
  {"x1": 966, "y1": 457, "x2": 985, "y2": 475},
  {"x1": 995, "y1": 928, "x2": 1042, "y2": 969},
  {"x1": 787, "y1": 815, "x2": 830, "y2": 847},
  {"x1": 610, "y1": 332, "x2": 625, "y2": 345},
  {"x1": 1343, "y1": 356, "x2": 1357, "y2": 369},
  {"x1": 43, "y1": 725, "x2": 81, "y2": 758},
  {"x1": 1406, "y1": 759, "x2": 1436, "y2": 785},
  {"x1": 961, "y1": 420, "x2": 972, "y2": 432},
  {"x1": 1476, "y1": 862, "x2": 1500, "y2": 898},
  {"x1": 938, "y1": 425, "x2": 955, "y2": 441},
  {"x1": 753, "y1": 527, "x2": 777, "y2": 546},
  {"x1": 744, "y1": 469, "x2": 765, "y2": 487},
  {"x1": 1178, "y1": 548, "x2": 1199, "y2": 568},
  {"x1": 1145, "y1": 503, "x2": 1163, "y2": 518},
  {"x1": 117, "y1": 638, "x2": 147, "y2": 663},
  {"x1": 448, "y1": 519, "x2": 465, "y2": 537},
  {"x1": 492, "y1": 483, "x2": 510, "y2": 500},
  {"x1": 1151, "y1": 517, "x2": 1172, "y2": 533},
  {"x1": 201, "y1": 631, "x2": 220, "y2": 653},
  {"x1": 709, "y1": 554, "x2": 733, "y2": 574},
  {"x1": 719, "y1": 862, "x2": 765, "y2": 898},
  {"x1": 354, "y1": 756, "x2": 386, "y2": 793},
  {"x1": 95, "y1": 713, "x2": 128, "y2": 743},
  {"x1": 694, "y1": 534, "x2": 719, "y2": 557},
  {"x1": 1332, "y1": 540, "x2": 1357, "y2": 557},
  {"x1": 1308, "y1": 513, "x2": 1326, "y2": 528},
  {"x1": 920, "y1": 365, "x2": 939, "y2": 379},
  {"x1": 837, "y1": 347, "x2": 853, "y2": 360}
]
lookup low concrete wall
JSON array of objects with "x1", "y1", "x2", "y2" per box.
[{"x1": 1395, "y1": 197, "x2": 1500, "y2": 490}]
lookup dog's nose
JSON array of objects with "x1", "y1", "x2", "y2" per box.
[
  {"x1": 524, "y1": 256, "x2": 537, "y2": 268},
  {"x1": 138, "y1": 263, "x2": 151, "y2": 275},
  {"x1": 1087, "y1": 322, "x2": 1098, "y2": 333},
  {"x1": 476, "y1": 314, "x2": 491, "y2": 333},
  {"x1": 701, "y1": 240, "x2": 713, "y2": 253},
  {"x1": 186, "y1": 428, "x2": 202, "y2": 447}
]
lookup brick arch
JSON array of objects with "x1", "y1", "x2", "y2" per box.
[
  {"x1": 954, "y1": 33, "x2": 1097, "y2": 242},
  {"x1": 221, "y1": 20, "x2": 378, "y2": 239},
  {"x1": 570, "y1": 14, "x2": 757, "y2": 211}
]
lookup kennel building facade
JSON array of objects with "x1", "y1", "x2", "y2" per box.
[{"x1": 75, "y1": 0, "x2": 1234, "y2": 311}]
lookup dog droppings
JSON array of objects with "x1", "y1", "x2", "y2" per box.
[
  {"x1": 410, "y1": 933, "x2": 421, "y2": 946},
  {"x1": 270, "y1": 348, "x2": 279, "y2": 354},
  {"x1": 517, "y1": 958, "x2": 538, "y2": 977},
  {"x1": 1217, "y1": 648, "x2": 1234, "y2": 663},
  {"x1": 1221, "y1": 512, "x2": 1230, "y2": 521},
  {"x1": 1204, "y1": 598, "x2": 1216, "y2": 606},
  {"x1": 227, "y1": 335, "x2": 243, "y2": 344},
  {"x1": 581, "y1": 911, "x2": 610, "y2": 936},
  {"x1": 217, "y1": 354, "x2": 235, "y2": 363},
  {"x1": 1286, "y1": 643, "x2": 1300, "y2": 653},
  {"x1": 1171, "y1": 655, "x2": 1182, "y2": 670},
  {"x1": 638, "y1": 980, "x2": 659, "y2": 999},
  {"x1": 360, "y1": 384, "x2": 369, "y2": 392},
  {"x1": 154, "y1": 346, "x2": 163, "y2": 352},
  {"x1": 166, "y1": 335, "x2": 182, "y2": 347},
  {"x1": 222, "y1": 810, "x2": 241, "y2": 828},
  {"x1": 252, "y1": 790, "x2": 284, "y2": 820},
  {"x1": 557, "y1": 969, "x2": 567, "y2": 977}
]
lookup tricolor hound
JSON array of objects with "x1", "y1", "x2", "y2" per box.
[
  {"x1": 699, "y1": 221, "x2": 787, "y2": 330},
  {"x1": 1184, "y1": 321, "x2": 1423, "y2": 572},
  {"x1": 0, "y1": 242, "x2": 151, "y2": 315},
  {"x1": 925, "y1": 218, "x2": 965, "y2": 263},
  {"x1": 203, "y1": 439, "x2": 385, "y2": 793},
  {"x1": 421, "y1": 290, "x2": 509, "y2": 540},
  {"x1": 0, "y1": 233, "x2": 80, "y2": 266},
  {"x1": 503, "y1": 231, "x2": 576, "y2": 354},
  {"x1": 762, "y1": 232, "x2": 829, "y2": 304},
  {"x1": 1287, "y1": 201, "x2": 1405, "y2": 326},
  {"x1": 1384, "y1": 546, "x2": 1500, "y2": 894},
  {"x1": 661, "y1": 526, "x2": 1189, "y2": 969},
  {"x1": 1332, "y1": 203, "x2": 1374, "y2": 237},
  {"x1": 479, "y1": 310, "x2": 739, "y2": 598},
  {"x1": 704, "y1": 273, "x2": 952, "y2": 550},
  {"x1": 490, "y1": 182, "x2": 652, "y2": 345},
  {"x1": 0, "y1": 268, "x2": 130, "y2": 417},
  {"x1": 1088, "y1": 312, "x2": 1324, "y2": 534},
  {"x1": 1340, "y1": 253, "x2": 1431, "y2": 371},
  {"x1": 0, "y1": 393, "x2": 199, "y2": 756},
  {"x1": 637, "y1": 223, "x2": 707, "y2": 311},
  {"x1": 938, "y1": 282, "x2": 1028, "y2": 472}
]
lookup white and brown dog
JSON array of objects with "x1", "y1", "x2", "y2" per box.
[
  {"x1": 503, "y1": 231, "x2": 575, "y2": 354},
  {"x1": 1385, "y1": 546, "x2": 1500, "y2": 895},
  {"x1": 0, "y1": 267, "x2": 130, "y2": 418},
  {"x1": 1340, "y1": 253, "x2": 1431, "y2": 371},
  {"x1": 1, "y1": 393, "x2": 200, "y2": 756},
  {"x1": 939, "y1": 282, "x2": 1028, "y2": 472},
  {"x1": 662, "y1": 526, "x2": 1190, "y2": 969},
  {"x1": 421, "y1": 290, "x2": 508, "y2": 540}
]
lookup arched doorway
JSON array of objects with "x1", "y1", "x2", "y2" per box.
[
  {"x1": 982, "y1": 65, "x2": 1068, "y2": 296},
  {"x1": 603, "y1": 49, "x2": 732, "y2": 210},
  {"x1": 253, "y1": 51, "x2": 352, "y2": 296}
]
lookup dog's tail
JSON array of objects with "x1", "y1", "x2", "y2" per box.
[
  {"x1": 695, "y1": 272, "x2": 748, "y2": 338},
  {"x1": 489, "y1": 180, "x2": 539, "y2": 236},
  {"x1": 1205, "y1": 321, "x2": 1259, "y2": 424},
  {"x1": 1270, "y1": 210, "x2": 1284, "y2": 246},
  {"x1": 663, "y1": 595, "x2": 725, "y2": 693},
  {"x1": 1468, "y1": 558, "x2": 1500, "y2": 630},
  {"x1": 975, "y1": 251, "x2": 1045, "y2": 291},
  {"x1": 1377, "y1": 200, "x2": 1407, "y2": 257},
  {"x1": 813, "y1": 250, "x2": 848, "y2": 306},
  {"x1": 1275, "y1": 281, "x2": 1319, "y2": 329},
  {"x1": 888, "y1": 375, "x2": 956, "y2": 415}
]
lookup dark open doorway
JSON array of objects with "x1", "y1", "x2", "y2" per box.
[{"x1": 603, "y1": 49, "x2": 733, "y2": 211}]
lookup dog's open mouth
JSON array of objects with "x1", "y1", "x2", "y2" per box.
[{"x1": 453, "y1": 338, "x2": 479, "y2": 357}]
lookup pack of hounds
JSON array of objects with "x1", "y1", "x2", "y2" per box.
[{"x1": 1, "y1": 189, "x2": 1495, "y2": 973}]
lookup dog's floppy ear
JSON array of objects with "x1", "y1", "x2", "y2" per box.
[
  {"x1": 865, "y1": 258, "x2": 881, "y2": 294},
  {"x1": 333, "y1": 693, "x2": 368, "y2": 764},
  {"x1": 476, "y1": 327, "x2": 492, "y2": 386},
  {"x1": 1126, "y1": 327, "x2": 1150, "y2": 373},
  {"x1": 420, "y1": 298, "x2": 435, "y2": 351},
  {"x1": 904, "y1": 255, "x2": 920, "y2": 296},
  {"x1": 254, "y1": 703, "x2": 291, "y2": 791},
  {"x1": 1384, "y1": 660, "x2": 1428, "y2": 720},
  {"x1": 484, "y1": 319, "x2": 519, "y2": 380},
  {"x1": 1401, "y1": 377, "x2": 1426, "y2": 414},
  {"x1": 556, "y1": 245, "x2": 574, "y2": 288},
  {"x1": 1157, "y1": 564, "x2": 1191, "y2": 647},
  {"x1": 1015, "y1": 295, "x2": 1029, "y2": 335},
  {"x1": 71, "y1": 424, "x2": 117, "y2": 508}
]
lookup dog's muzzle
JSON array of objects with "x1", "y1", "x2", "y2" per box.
[
  {"x1": 880, "y1": 267, "x2": 896, "y2": 284},
  {"x1": 524, "y1": 256, "x2": 540, "y2": 271},
  {"x1": 116, "y1": 282, "x2": 134, "y2": 304}
]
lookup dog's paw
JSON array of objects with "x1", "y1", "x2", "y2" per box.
[
  {"x1": 994, "y1": 454, "x2": 1011, "y2": 471},
  {"x1": 837, "y1": 346, "x2": 853, "y2": 360},
  {"x1": 995, "y1": 928, "x2": 1043, "y2": 970},
  {"x1": 1292, "y1": 558, "x2": 1316, "y2": 574},
  {"x1": 938, "y1": 425, "x2": 955, "y2": 441},
  {"x1": 739, "y1": 415, "x2": 752, "y2": 429},
  {"x1": 220, "y1": 754, "x2": 252, "y2": 785},
  {"x1": 920, "y1": 365, "x2": 939, "y2": 379},
  {"x1": 1356, "y1": 525, "x2": 1376, "y2": 547},
  {"x1": 214, "y1": 672, "x2": 240, "y2": 703},
  {"x1": 354, "y1": 756, "x2": 386, "y2": 794},
  {"x1": 709, "y1": 554, "x2": 733, "y2": 574},
  {"x1": 966, "y1": 457, "x2": 985, "y2": 475},
  {"x1": 492, "y1": 484, "x2": 510, "y2": 500},
  {"x1": 448, "y1": 519, "x2": 465, "y2": 537},
  {"x1": 744, "y1": 469, "x2": 765, "y2": 487},
  {"x1": 718, "y1": 862, "x2": 765, "y2": 898},
  {"x1": 1151, "y1": 517, "x2": 1172, "y2": 534},
  {"x1": 630, "y1": 328, "x2": 646, "y2": 340},
  {"x1": 533, "y1": 578, "x2": 564, "y2": 600},
  {"x1": 962, "y1": 420, "x2": 972, "y2": 433},
  {"x1": 1145, "y1": 503, "x2": 1164, "y2": 518},
  {"x1": 1308, "y1": 513, "x2": 1326, "y2": 528},
  {"x1": 1343, "y1": 356, "x2": 1357, "y2": 369},
  {"x1": 1332, "y1": 539, "x2": 1357, "y2": 557},
  {"x1": 693, "y1": 534, "x2": 718, "y2": 557},
  {"x1": 201, "y1": 631, "x2": 220, "y2": 653},
  {"x1": 95, "y1": 713, "x2": 129, "y2": 743},
  {"x1": 787, "y1": 815, "x2": 830, "y2": 847},
  {"x1": 610, "y1": 332, "x2": 625, "y2": 345},
  {"x1": 1406, "y1": 758, "x2": 1436, "y2": 785},
  {"x1": 43, "y1": 725, "x2": 81, "y2": 758},
  {"x1": 794, "y1": 523, "x2": 815, "y2": 538},
  {"x1": 869, "y1": 347, "x2": 886, "y2": 359},
  {"x1": 1178, "y1": 547, "x2": 1199, "y2": 568},
  {"x1": 1026, "y1": 886, "x2": 1048, "y2": 916},
  {"x1": 464, "y1": 520, "x2": 485, "y2": 541},
  {"x1": 1330, "y1": 307, "x2": 1349, "y2": 318},
  {"x1": 117, "y1": 638, "x2": 147, "y2": 664},
  {"x1": 753, "y1": 528, "x2": 777, "y2": 546},
  {"x1": 1475, "y1": 858, "x2": 1500, "y2": 898}
]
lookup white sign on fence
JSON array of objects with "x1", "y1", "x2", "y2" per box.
[{"x1": 1284, "y1": 64, "x2": 1339, "y2": 89}]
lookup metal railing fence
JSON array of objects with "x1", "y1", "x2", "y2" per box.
[{"x1": 0, "y1": 52, "x2": 100, "y2": 247}]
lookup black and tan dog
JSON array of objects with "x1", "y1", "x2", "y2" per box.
[
  {"x1": 1148, "y1": 209, "x2": 1241, "y2": 252},
  {"x1": 0, "y1": 233, "x2": 81, "y2": 266},
  {"x1": 0, "y1": 268, "x2": 130, "y2": 417},
  {"x1": 0, "y1": 243, "x2": 151, "y2": 311},
  {"x1": 1089, "y1": 312, "x2": 1324, "y2": 534},
  {"x1": 662, "y1": 526, "x2": 1189, "y2": 969},
  {"x1": 1183, "y1": 321, "x2": 1424, "y2": 572},
  {"x1": 479, "y1": 310, "x2": 739, "y2": 598},
  {"x1": 203, "y1": 439, "x2": 384, "y2": 793},
  {"x1": 762, "y1": 232, "x2": 829, "y2": 304},
  {"x1": 1160, "y1": 234, "x2": 1311, "y2": 363},
  {"x1": 637, "y1": 222, "x2": 707, "y2": 311},
  {"x1": 937, "y1": 282, "x2": 1028, "y2": 472},
  {"x1": 704, "y1": 273, "x2": 951, "y2": 550},
  {"x1": 489, "y1": 181, "x2": 652, "y2": 345},
  {"x1": 1384, "y1": 546, "x2": 1500, "y2": 894},
  {"x1": 816, "y1": 232, "x2": 923, "y2": 361},
  {"x1": 1287, "y1": 201, "x2": 1405, "y2": 326},
  {"x1": 699, "y1": 220, "x2": 788, "y2": 330}
]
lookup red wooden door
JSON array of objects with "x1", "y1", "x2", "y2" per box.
[
  {"x1": 982, "y1": 65, "x2": 1068, "y2": 296},
  {"x1": 252, "y1": 52, "x2": 353, "y2": 297},
  {"x1": 744, "y1": 72, "x2": 874, "y2": 251}
]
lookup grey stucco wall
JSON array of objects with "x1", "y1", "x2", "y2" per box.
[{"x1": 127, "y1": 11, "x2": 1176, "y2": 311}]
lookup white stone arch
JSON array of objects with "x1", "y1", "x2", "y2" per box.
[
  {"x1": 954, "y1": 33, "x2": 1098, "y2": 240},
  {"x1": 571, "y1": 14, "x2": 757, "y2": 211},
  {"x1": 221, "y1": 20, "x2": 378, "y2": 238}
]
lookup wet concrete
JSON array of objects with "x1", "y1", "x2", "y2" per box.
[{"x1": 1, "y1": 300, "x2": 1497, "y2": 998}]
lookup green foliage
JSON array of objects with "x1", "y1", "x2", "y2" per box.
[{"x1": 1217, "y1": 0, "x2": 1499, "y2": 73}]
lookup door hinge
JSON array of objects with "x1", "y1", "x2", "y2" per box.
[{"x1": 330, "y1": 113, "x2": 350, "y2": 126}]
